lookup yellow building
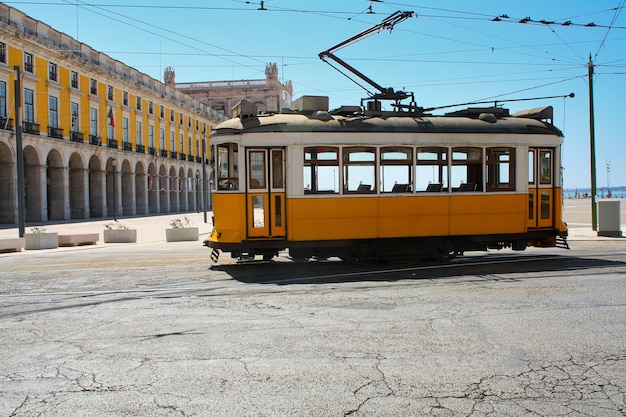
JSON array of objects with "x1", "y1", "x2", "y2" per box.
[{"x1": 0, "y1": 3, "x2": 226, "y2": 224}]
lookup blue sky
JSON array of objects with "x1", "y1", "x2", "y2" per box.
[{"x1": 7, "y1": 0, "x2": 625, "y2": 189}]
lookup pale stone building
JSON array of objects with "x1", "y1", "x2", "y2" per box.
[{"x1": 168, "y1": 63, "x2": 293, "y2": 117}]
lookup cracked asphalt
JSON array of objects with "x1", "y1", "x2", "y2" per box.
[{"x1": 0, "y1": 238, "x2": 625, "y2": 416}]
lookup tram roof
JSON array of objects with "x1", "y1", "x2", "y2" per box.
[{"x1": 212, "y1": 106, "x2": 563, "y2": 137}]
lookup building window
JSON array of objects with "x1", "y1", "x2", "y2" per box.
[
  {"x1": 148, "y1": 125, "x2": 154, "y2": 148},
  {"x1": 70, "y1": 71, "x2": 79, "y2": 89},
  {"x1": 160, "y1": 128, "x2": 165, "y2": 150},
  {"x1": 0, "y1": 42, "x2": 6, "y2": 63},
  {"x1": 179, "y1": 133, "x2": 183, "y2": 153},
  {"x1": 49, "y1": 96, "x2": 58, "y2": 128},
  {"x1": 136, "y1": 121, "x2": 142, "y2": 145},
  {"x1": 148, "y1": 100, "x2": 153, "y2": 115},
  {"x1": 136, "y1": 96, "x2": 142, "y2": 111},
  {"x1": 170, "y1": 109, "x2": 174, "y2": 122},
  {"x1": 188, "y1": 136, "x2": 192, "y2": 156},
  {"x1": 160, "y1": 105, "x2": 164, "y2": 119},
  {"x1": 108, "y1": 121, "x2": 114, "y2": 140},
  {"x1": 24, "y1": 52, "x2": 33, "y2": 73},
  {"x1": 107, "y1": 85, "x2": 114, "y2": 101},
  {"x1": 70, "y1": 102, "x2": 79, "y2": 132},
  {"x1": 170, "y1": 131, "x2": 175, "y2": 151},
  {"x1": 122, "y1": 91, "x2": 128, "y2": 106},
  {"x1": 179, "y1": 113, "x2": 183, "y2": 125},
  {"x1": 0, "y1": 81, "x2": 6, "y2": 118},
  {"x1": 90, "y1": 108, "x2": 97, "y2": 137},
  {"x1": 24, "y1": 88, "x2": 34, "y2": 123},
  {"x1": 48, "y1": 62, "x2": 58, "y2": 81},
  {"x1": 90, "y1": 79, "x2": 97, "y2": 95},
  {"x1": 122, "y1": 117, "x2": 129, "y2": 143},
  {"x1": 188, "y1": 117, "x2": 191, "y2": 128}
]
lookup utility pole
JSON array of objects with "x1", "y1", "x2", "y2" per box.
[
  {"x1": 202, "y1": 127, "x2": 207, "y2": 223},
  {"x1": 13, "y1": 66, "x2": 25, "y2": 237},
  {"x1": 588, "y1": 55, "x2": 597, "y2": 231}
]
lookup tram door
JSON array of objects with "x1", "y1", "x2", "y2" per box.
[
  {"x1": 246, "y1": 148, "x2": 286, "y2": 238},
  {"x1": 527, "y1": 148, "x2": 554, "y2": 229}
]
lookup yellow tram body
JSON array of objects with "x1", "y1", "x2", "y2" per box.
[{"x1": 206, "y1": 99, "x2": 568, "y2": 262}]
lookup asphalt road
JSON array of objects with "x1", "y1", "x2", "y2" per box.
[{"x1": 0, "y1": 238, "x2": 625, "y2": 416}]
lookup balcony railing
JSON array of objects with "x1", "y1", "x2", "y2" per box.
[
  {"x1": 179, "y1": 153, "x2": 187, "y2": 161},
  {"x1": 89, "y1": 135, "x2": 101, "y2": 145},
  {"x1": 24, "y1": 122, "x2": 40, "y2": 135},
  {"x1": 48, "y1": 127, "x2": 64, "y2": 139},
  {"x1": 123, "y1": 142, "x2": 133, "y2": 151},
  {"x1": 108, "y1": 139, "x2": 118, "y2": 149},
  {"x1": 196, "y1": 156, "x2": 202, "y2": 163},
  {"x1": 170, "y1": 151, "x2": 178, "y2": 159},
  {"x1": 0, "y1": 117, "x2": 14, "y2": 130},
  {"x1": 187, "y1": 155, "x2": 195, "y2": 162},
  {"x1": 136, "y1": 144, "x2": 145, "y2": 153},
  {"x1": 70, "y1": 131, "x2": 84, "y2": 142},
  {"x1": 160, "y1": 150, "x2": 168, "y2": 157},
  {"x1": 148, "y1": 147, "x2": 156, "y2": 155}
]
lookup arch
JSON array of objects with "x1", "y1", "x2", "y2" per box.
[
  {"x1": 169, "y1": 165, "x2": 179, "y2": 212},
  {"x1": 88, "y1": 155, "x2": 105, "y2": 218},
  {"x1": 121, "y1": 159, "x2": 134, "y2": 216},
  {"x1": 148, "y1": 162, "x2": 158, "y2": 214},
  {"x1": 159, "y1": 164, "x2": 169, "y2": 213},
  {"x1": 178, "y1": 166, "x2": 187, "y2": 211},
  {"x1": 0, "y1": 141, "x2": 15, "y2": 223},
  {"x1": 69, "y1": 152, "x2": 87, "y2": 219},
  {"x1": 187, "y1": 167, "x2": 196, "y2": 212},
  {"x1": 105, "y1": 158, "x2": 118, "y2": 218},
  {"x1": 24, "y1": 145, "x2": 43, "y2": 221},
  {"x1": 47, "y1": 149, "x2": 66, "y2": 220},
  {"x1": 135, "y1": 161, "x2": 147, "y2": 215}
]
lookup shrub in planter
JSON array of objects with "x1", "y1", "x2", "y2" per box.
[
  {"x1": 166, "y1": 216, "x2": 199, "y2": 242},
  {"x1": 103, "y1": 222, "x2": 137, "y2": 243},
  {"x1": 24, "y1": 227, "x2": 58, "y2": 250}
]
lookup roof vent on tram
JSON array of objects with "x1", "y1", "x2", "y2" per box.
[
  {"x1": 292, "y1": 96, "x2": 329, "y2": 113},
  {"x1": 231, "y1": 100, "x2": 258, "y2": 120}
]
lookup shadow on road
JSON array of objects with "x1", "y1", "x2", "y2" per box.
[{"x1": 211, "y1": 253, "x2": 626, "y2": 285}]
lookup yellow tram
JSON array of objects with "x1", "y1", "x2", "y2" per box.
[{"x1": 204, "y1": 98, "x2": 568, "y2": 262}]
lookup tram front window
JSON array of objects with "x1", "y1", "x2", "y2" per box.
[{"x1": 216, "y1": 143, "x2": 239, "y2": 190}]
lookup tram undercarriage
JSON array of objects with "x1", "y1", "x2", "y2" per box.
[{"x1": 206, "y1": 231, "x2": 568, "y2": 263}]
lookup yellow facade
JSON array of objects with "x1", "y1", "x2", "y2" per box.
[{"x1": 0, "y1": 3, "x2": 227, "y2": 223}]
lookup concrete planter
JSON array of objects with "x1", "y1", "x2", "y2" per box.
[
  {"x1": 24, "y1": 232, "x2": 58, "y2": 250},
  {"x1": 166, "y1": 227, "x2": 199, "y2": 242},
  {"x1": 103, "y1": 229, "x2": 137, "y2": 243}
]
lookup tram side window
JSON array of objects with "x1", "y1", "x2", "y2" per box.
[
  {"x1": 217, "y1": 143, "x2": 239, "y2": 190},
  {"x1": 304, "y1": 146, "x2": 339, "y2": 194},
  {"x1": 380, "y1": 147, "x2": 412, "y2": 192},
  {"x1": 343, "y1": 147, "x2": 376, "y2": 193},
  {"x1": 451, "y1": 147, "x2": 483, "y2": 191},
  {"x1": 416, "y1": 147, "x2": 448, "y2": 192},
  {"x1": 486, "y1": 147, "x2": 515, "y2": 191}
]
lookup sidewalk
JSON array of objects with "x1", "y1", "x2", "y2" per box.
[{"x1": 0, "y1": 212, "x2": 213, "y2": 244}]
